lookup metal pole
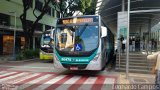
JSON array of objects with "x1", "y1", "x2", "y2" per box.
[
  {"x1": 13, "y1": 12, "x2": 16, "y2": 60},
  {"x1": 148, "y1": 18, "x2": 151, "y2": 55},
  {"x1": 126, "y1": 0, "x2": 130, "y2": 79},
  {"x1": 119, "y1": 0, "x2": 125, "y2": 70},
  {"x1": 122, "y1": 0, "x2": 125, "y2": 11}
]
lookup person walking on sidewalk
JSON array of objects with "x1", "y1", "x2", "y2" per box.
[
  {"x1": 147, "y1": 51, "x2": 160, "y2": 90},
  {"x1": 120, "y1": 35, "x2": 125, "y2": 53}
]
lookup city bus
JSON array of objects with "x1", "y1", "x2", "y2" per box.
[
  {"x1": 53, "y1": 15, "x2": 114, "y2": 70},
  {"x1": 40, "y1": 29, "x2": 54, "y2": 60}
]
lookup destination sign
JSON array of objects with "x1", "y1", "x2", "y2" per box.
[{"x1": 62, "y1": 18, "x2": 93, "y2": 24}]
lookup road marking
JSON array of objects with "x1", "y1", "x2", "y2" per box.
[
  {"x1": 0, "y1": 65, "x2": 54, "y2": 69},
  {"x1": 7, "y1": 73, "x2": 40, "y2": 84},
  {"x1": 46, "y1": 75, "x2": 74, "y2": 90},
  {"x1": 18, "y1": 74, "x2": 52, "y2": 90},
  {"x1": 0, "y1": 70, "x2": 117, "y2": 90},
  {"x1": 91, "y1": 76, "x2": 106, "y2": 90},
  {"x1": 101, "y1": 78, "x2": 116, "y2": 90},
  {"x1": 34, "y1": 75, "x2": 67, "y2": 90},
  {"x1": 78, "y1": 77, "x2": 98, "y2": 90},
  {"x1": 14, "y1": 73, "x2": 45, "y2": 85},
  {"x1": 68, "y1": 76, "x2": 89, "y2": 90},
  {"x1": 55, "y1": 76, "x2": 81, "y2": 90},
  {"x1": 0, "y1": 71, "x2": 7, "y2": 75},
  {"x1": 0, "y1": 73, "x2": 27, "y2": 82},
  {"x1": 2, "y1": 72, "x2": 32, "y2": 83},
  {"x1": 0, "y1": 72, "x2": 17, "y2": 78},
  {"x1": 23, "y1": 74, "x2": 57, "y2": 90}
]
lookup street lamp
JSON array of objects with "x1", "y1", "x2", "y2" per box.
[
  {"x1": 126, "y1": 0, "x2": 130, "y2": 79},
  {"x1": 9, "y1": 11, "x2": 16, "y2": 60}
]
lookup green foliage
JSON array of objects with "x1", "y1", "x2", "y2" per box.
[
  {"x1": 16, "y1": 52, "x2": 24, "y2": 60},
  {"x1": 33, "y1": 48, "x2": 40, "y2": 57},
  {"x1": 84, "y1": 0, "x2": 96, "y2": 15},
  {"x1": 52, "y1": 0, "x2": 94, "y2": 17},
  {"x1": 16, "y1": 49, "x2": 39, "y2": 60},
  {"x1": 23, "y1": 49, "x2": 34, "y2": 59},
  {"x1": 79, "y1": 0, "x2": 92, "y2": 13}
]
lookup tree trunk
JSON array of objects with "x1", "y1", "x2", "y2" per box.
[
  {"x1": 24, "y1": 32, "x2": 33, "y2": 49},
  {"x1": 29, "y1": 36, "x2": 33, "y2": 49}
]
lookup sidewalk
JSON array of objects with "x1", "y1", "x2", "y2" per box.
[
  {"x1": 104, "y1": 64, "x2": 156, "y2": 85},
  {"x1": 118, "y1": 72, "x2": 155, "y2": 84},
  {"x1": 103, "y1": 67, "x2": 155, "y2": 85},
  {"x1": 0, "y1": 55, "x2": 12, "y2": 63},
  {"x1": 0, "y1": 55, "x2": 39, "y2": 64}
]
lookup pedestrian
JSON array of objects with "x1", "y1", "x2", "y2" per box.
[
  {"x1": 135, "y1": 38, "x2": 138, "y2": 51},
  {"x1": 149, "y1": 40, "x2": 152, "y2": 52},
  {"x1": 119, "y1": 35, "x2": 124, "y2": 53},
  {"x1": 129, "y1": 38, "x2": 132, "y2": 52},
  {"x1": 155, "y1": 40, "x2": 157, "y2": 50},
  {"x1": 132, "y1": 38, "x2": 135, "y2": 52}
]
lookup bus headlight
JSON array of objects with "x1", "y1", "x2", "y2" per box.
[
  {"x1": 92, "y1": 53, "x2": 100, "y2": 62},
  {"x1": 41, "y1": 45, "x2": 50, "y2": 48}
]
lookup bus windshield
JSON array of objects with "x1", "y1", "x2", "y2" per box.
[
  {"x1": 41, "y1": 34, "x2": 51, "y2": 45},
  {"x1": 55, "y1": 24, "x2": 99, "y2": 53}
]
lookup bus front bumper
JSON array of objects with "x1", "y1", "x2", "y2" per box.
[
  {"x1": 53, "y1": 56, "x2": 102, "y2": 70},
  {"x1": 40, "y1": 53, "x2": 53, "y2": 60}
]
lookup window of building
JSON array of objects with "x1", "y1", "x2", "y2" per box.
[
  {"x1": 46, "y1": 6, "x2": 51, "y2": 16},
  {"x1": 45, "y1": 25, "x2": 52, "y2": 30},
  {"x1": 35, "y1": 0, "x2": 43, "y2": 11},
  {"x1": 3, "y1": 35, "x2": 14, "y2": 54},
  {"x1": 29, "y1": 0, "x2": 33, "y2": 8},
  {"x1": 57, "y1": 11, "x2": 60, "y2": 18},
  {"x1": 26, "y1": 20, "x2": 33, "y2": 29},
  {"x1": 0, "y1": 13, "x2": 10, "y2": 26},
  {"x1": 52, "y1": 9, "x2": 55, "y2": 17},
  {"x1": 35, "y1": 23, "x2": 43, "y2": 31},
  {"x1": 21, "y1": 37, "x2": 25, "y2": 50}
]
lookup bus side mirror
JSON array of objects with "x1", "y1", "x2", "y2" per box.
[{"x1": 101, "y1": 26, "x2": 107, "y2": 37}]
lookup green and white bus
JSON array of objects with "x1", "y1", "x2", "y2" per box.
[
  {"x1": 40, "y1": 29, "x2": 54, "y2": 60},
  {"x1": 53, "y1": 15, "x2": 114, "y2": 70}
]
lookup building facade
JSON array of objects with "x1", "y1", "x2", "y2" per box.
[{"x1": 0, "y1": 0, "x2": 58, "y2": 55}]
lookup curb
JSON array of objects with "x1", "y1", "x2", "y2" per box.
[
  {"x1": 0, "y1": 57, "x2": 11, "y2": 63},
  {"x1": 8, "y1": 58, "x2": 39, "y2": 62},
  {"x1": 7, "y1": 58, "x2": 39, "y2": 62},
  {"x1": 0, "y1": 60, "x2": 8, "y2": 64}
]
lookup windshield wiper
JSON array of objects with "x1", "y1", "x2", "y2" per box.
[{"x1": 77, "y1": 23, "x2": 88, "y2": 36}]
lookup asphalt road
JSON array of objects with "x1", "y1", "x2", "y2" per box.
[{"x1": 0, "y1": 59, "x2": 118, "y2": 90}]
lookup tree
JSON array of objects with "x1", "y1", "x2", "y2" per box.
[
  {"x1": 51, "y1": 0, "x2": 78, "y2": 17},
  {"x1": 79, "y1": 0, "x2": 92, "y2": 14},
  {"x1": 51, "y1": 0, "x2": 93, "y2": 18},
  {"x1": 20, "y1": 0, "x2": 52, "y2": 49},
  {"x1": 20, "y1": 0, "x2": 95, "y2": 49},
  {"x1": 83, "y1": 0, "x2": 96, "y2": 15}
]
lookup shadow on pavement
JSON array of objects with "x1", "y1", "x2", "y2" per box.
[{"x1": 59, "y1": 70, "x2": 102, "y2": 76}]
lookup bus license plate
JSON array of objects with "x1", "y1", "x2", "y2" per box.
[{"x1": 70, "y1": 67, "x2": 78, "y2": 70}]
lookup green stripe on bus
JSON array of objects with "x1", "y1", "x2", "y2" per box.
[{"x1": 55, "y1": 49, "x2": 97, "y2": 64}]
